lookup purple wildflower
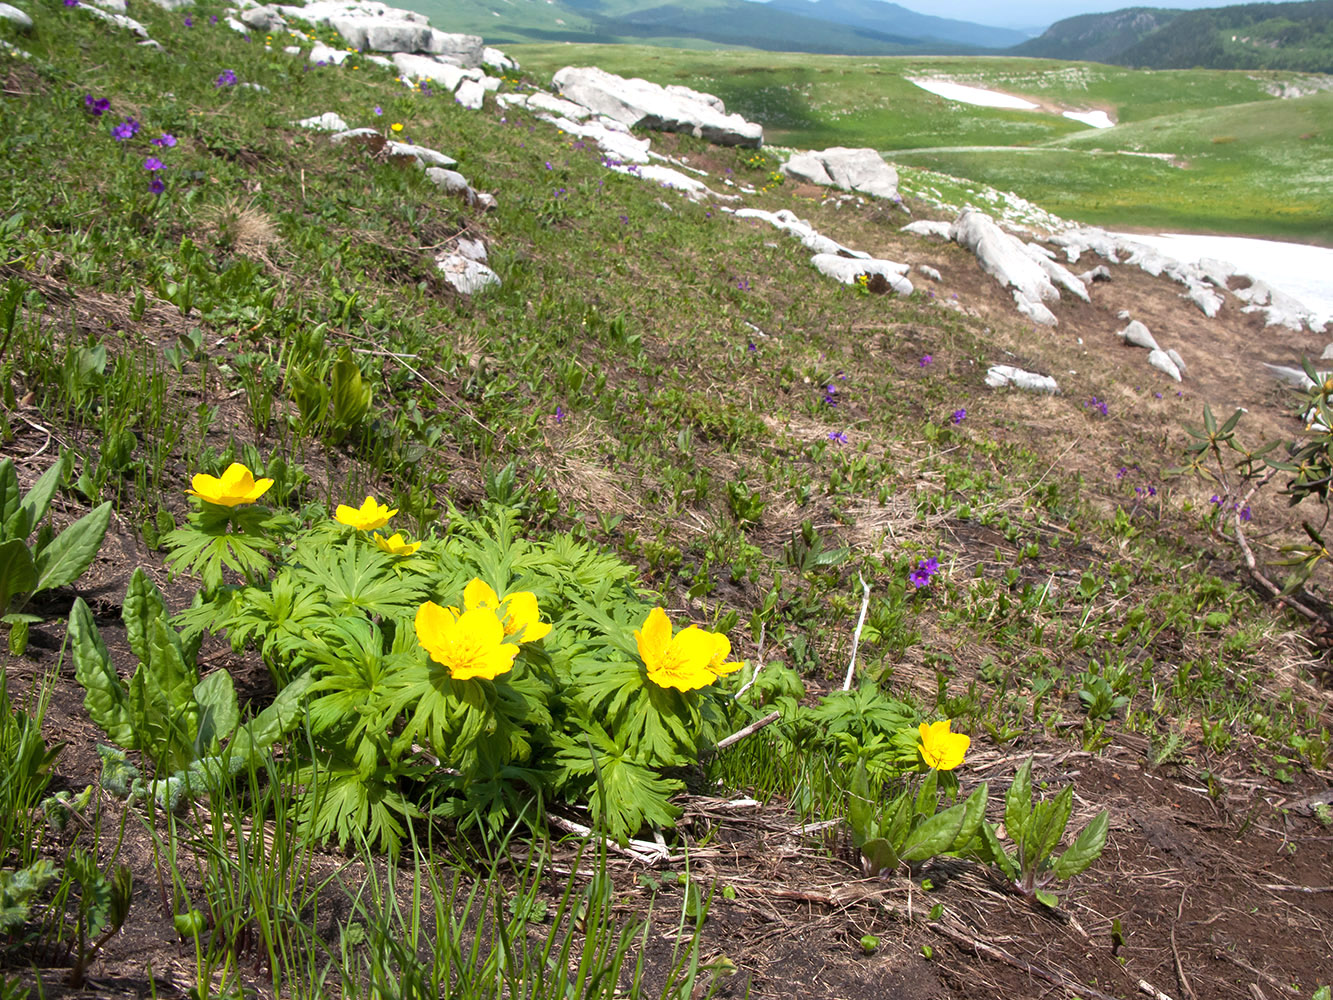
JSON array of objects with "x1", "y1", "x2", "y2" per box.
[
  {"x1": 215, "y1": 69, "x2": 237, "y2": 87},
  {"x1": 823, "y1": 385, "x2": 838, "y2": 407},
  {"x1": 910, "y1": 557, "x2": 939, "y2": 589},
  {"x1": 747, "y1": 341, "x2": 757, "y2": 353},
  {"x1": 951, "y1": 408, "x2": 966, "y2": 424},
  {"x1": 63, "y1": 0, "x2": 79, "y2": 7},
  {"x1": 84, "y1": 95, "x2": 111, "y2": 117},
  {"x1": 150, "y1": 132, "x2": 177, "y2": 147},
  {"x1": 210, "y1": 14, "x2": 218, "y2": 23},
  {"x1": 374, "y1": 105, "x2": 383, "y2": 115},
  {"x1": 183, "y1": 15, "x2": 193, "y2": 26},
  {"x1": 143, "y1": 156, "x2": 165, "y2": 171},
  {"x1": 1239, "y1": 505, "x2": 1252, "y2": 522},
  {"x1": 554, "y1": 405, "x2": 565, "y2": 424},
  {"x1": 1116, "y1": 466, "x2": 1129, "y2": 480},
  {"x1": 619, "y1": 214, "x2": 628, "y2": 224},
  {"x1": 736, "y1": 278, "x2": 750, "y2": 291},
  {"x1": 110, "y1": 118, "x2": 139, "y2": 141},
  {"x1": 827, "y1": 431, "x2": 848, "y2": 444},
  {"x1": 919, "y1": 354, "x2": 933, "y2": 367},
  {"x1": 148, "y1": 176, "x2": 165, "y2": 194},
  {"x1": 1209, "y1": 495, "x2": 1222, "y2": 506},
  {"x1": 544, "y1": 161, "x2": 553, "y2": 170}
]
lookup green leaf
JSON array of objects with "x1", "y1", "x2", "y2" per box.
[
  {"x1": 32, "y1": 502, "x2": 111, "y2": 593},
  {"x1": 860, "y1": 837, "x2": 899, "y2": 875},
  {"x1": 69, "y1": 598, "x2": 134, "y2": 748},
  {"x1": 123, "y1": 567, "x2": 172, "y2": 666},
  {"x1": 1004, "y1": 759, "x2": 1033, "y2": 847},
  {"x1": 14, "y1": 456, "x2": 66, "y2": 543},
  {"x1": 848, "y1": 758, "x2": 874, "y2": 847},
  {"x1": 330, "y1": 350, "x2": 371, "y2": 429},
  {"x1": 1027, "y1": 784, "x2": 1074, "y2": 867},
  {"x1": 914, "y1": 767, "x2": 939, "y2": 817},
  {"x1": 229, "y1": 673, "x2": 314, "y2": 760},
  {"x1": 1034, "y1": 889, "x2": 1059, "y2": 908},
  {"x1": 193, "y1": 670, "x2": 239, "y2": 756},
  {"x1": 1052, "y1": 809, "x2": 1110, "y2": 880},
  {"x1": 0, "y1": 538, "x2": 37, "y2": 612},
  {"x1": 976, "y1": 820, "x2": 1019, "y2": 881},
  {"x1": 899, "y1": 801, "x2": 967, "y2": 863},
  {"x1": 947, "y1": 782, "x2": 989, "y2": 854},
  {"x1": 0, "y1": 461, "x2": 19, "y2": 541}
]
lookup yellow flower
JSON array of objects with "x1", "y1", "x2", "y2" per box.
[
  {"x1": 390, "y1": 122, "x2": 403, "y2": 132},
  {"x1": 462, "y1": 578, "x2": 552, "y2": 643},
  {"x1": 634, "y1": 608, "x2": 735, "y2": 692},
  {"x1": 373, "y1": 532, "x2": 421, "y2": 557},
  {"x1": 187, "y1": 463, "x2": 273, "y2": 507},
  {"x1": 415, "y1": 602, "x2": 518, "y2": 681},
  {"x1": 917, "y1": 719, "x2": 970, "y2": 771},
  {"x1": 335, "y1": 496, "x2": 397, "y2": 531}
]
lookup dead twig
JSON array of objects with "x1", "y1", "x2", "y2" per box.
[
  {"x1": 841, "y1": 573, "x2": 872, "y2": 691},
  {"x1": 713, "y1": 710, "x2": 781, "y2": 753}
]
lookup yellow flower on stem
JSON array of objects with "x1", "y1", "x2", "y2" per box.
[
  {"x1": 462, "y1": 579, "x2": 552, "y2": 643},
  {"x1": 390, "y1": 122, "x2": 403, "y2": 132},
  {"x1": 373, "y1": 532, "x2": 421, "y2": 557},
  {"x1": 335, "y1": 496, "x2": 397, "y2": 531},
  {"x1": 414, "y1": 602, "x2": 518, "y2": 681},
  {"x1": 187, "y1": 463, "x2": 273, "y2": 507},
  {"x1": 917, "y1": 719, "x2": 970, "y2": 771},
  {"x1": 634, "y1": 607, "x2": 736, "y2": 692}
]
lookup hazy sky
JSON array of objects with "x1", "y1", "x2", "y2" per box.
[{"x1": 898, "y1": 0, "x2": 1268, "y2": 30}]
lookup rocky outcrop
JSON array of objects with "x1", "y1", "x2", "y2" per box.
[
  {"x1": 424, "y1": 167, "x2": 495, "y2": 210},
  {"x1": 951, "y1": 210, "x2": 1083, "y2": 325},
  {"x1": 436, "y1": 238, "x2": 499, "y2": 296},
  {"x1": 0, "y1": 3, "x2": 33, "y2": 30},
  {"x1": 783, "y1": 147, "x2": 899, "y2": 201},
  {"x1": 734, "y1": 208, "x2": 867, "y2": 258},
  {"x1": 552, "y1": 67, "x2": 763, "y2": 148},
  {"x1": 277, "y1": 1, "x2": 483, "y2": 64},
  {"x1": 811, "y1": 255, "x2": 913, "y2": 295},
  {"x1": 985, "y1": 365, "x2": 1060, "y2": 394}
]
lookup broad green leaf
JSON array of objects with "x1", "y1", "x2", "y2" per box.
[
  {"x1": 194, "y1": 669, "x2": 239, "y2": 756},
  {"x1": 229, "y1": 673, "x2": 314, "y2": 760},
  {"x1": 0, "y1": 537, "x2": 37, "y2": 612},
  {"x1": 899, "y1": 801, "x2": 967, "y2": 863},
  {"x1": 860, "y1": 837, "x2": 899, "y2": 875},
  {"x1": 32, "y1": 501, "x2": 111, "y2": 593},
  {"x1": 947, "y1": 782, "x2": 989, "y2": 855},
  {"x1": 1034, "y1": 889, "x2": 1059, "y2": 908},
  {"x1": 881, "y1": 788, "x2": 913, "y2": 847},
  {"x1": 1052, "y1": 809, "x2": 1110, "y2": 880},
  {"x1": 848, "y1": 758, "x2": 874, "y2": 847},
  {"x1": 1028, "y1": 785, "x2": 1074, "y2": 866},
  {"x1": 15, "y1": 456, "x2": 66, "y2": 542},
  {"x1": 915, "y1": 766, "x2": 939, "y2": 817},
  {"x1": 1004, "y1": 759, "x2": 1033, "y2": 847},
  {"x1": 0, "y1": 460, "x2": 19, "y2": 541},
  {"x1": 69, "y1": 598, "x2": 134, "y2": 748},
  {"x1": 976, "y1": 820, "x2": 1019, "y2": 882},
  {"x1": 123, "y1": 567, "x2": 171, "y2": 666}
]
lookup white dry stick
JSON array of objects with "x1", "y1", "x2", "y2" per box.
[
  {"x1": 714, "y1": 710, "x2": 781, "y2": 752},
  {"x1": 842, "y1": 574, "x2": 873, "y2": 691},
  {"x1": 1139, "y1": 980, "x2": 1177, "y2": 1000},
  {"x1": 733, "y1": 622, "x2": 766, "y2": 700}
]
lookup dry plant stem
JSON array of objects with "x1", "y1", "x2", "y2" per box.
[
  {"x1": 733, "y1": 622, "x2": 766, "y2": 700},
  {"x1": 841, "y1": 573, "x2": 872, "y2": 691},
  {"x1": 546, "y1": 814, "x2": 676, "y2": 865},
  {"x1": 1232, "y1": 517, "x2": 1320, "y2": 623},
  {"x1": 1172, "y1": 889, "x2": 1197, "y2": 1000},
  {"x1": 925, "y1": 919, "x2": 1121, "y2": 1000},
  {"x1": 1139, "y1": 980, "x2": 1177, "y2": 1000},
  {"x1": 714, "y1": 710, "x2": 781, "y2": 752}
]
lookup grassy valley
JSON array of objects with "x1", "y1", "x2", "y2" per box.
[{"x1": 513, "y1": 44, "x2": 1333, "y2": 240}]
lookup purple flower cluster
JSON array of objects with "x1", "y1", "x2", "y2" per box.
[
  {"x1": 1085, "y1": 396, "x2": 1109, "y2": 417},
  {"x1": 736, "y1": 278, "x2": 750, "y2": 291},
  {"x1": 951, "y1": 408, "x2": 967, "y2": 425},
  {"x1": 910, "y1": 557, "x2": 939, "y2": 589},
  {"x1": 1209, "y1": 495, "x2": 1252, "y2": 522},
  {"x1": 919, "y1": 354, "x2": 932, "y2": 367},
  {"x1": 84, "y1": 94, "x2": 111, "y2": 117},
  {"x1": 822, "y1": 384, "x2": 838, "y2": 407},
  {"x1": 827, "y1": 430, "x2": 848, "y2": 444},
  {"x1": 110, "y1": 118, "x2": 140, "y2": 141},
  {"x1": 215, "y1": 69, "x2": 237, "y2": 87},
  {"x1": 150, "y1": 132, "x2": 176, "y2": 148}
]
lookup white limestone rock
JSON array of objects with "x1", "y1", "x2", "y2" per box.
[
  {"x1": 423, "y1": 166, "x2": 496, "y2": 209},
  {"x1": 330, "y1": 127, "x2": 381, "y2": 143},
  {"x1": 916, "y1": 264, "x2": 942, "y2": 282},
  {"x1": 142, "y1": 0, "x2": 193, "y2": 8},
  {"x1": 553, "y1": 66, "x2": 762, "y2": 147},
  {"x1": 0, "y1": 38, "x2": 32, "y2": 57},
  {"x1": 810, "y1": 254, "x2": 912, "y2": 294},
  {"x1": 985, "y1": 365, "x2": 1059, "y2": 394},
  {"x1": 454, "y1": 78, "x2": 485, "y2": 110},
  {"x1": 734, "y1": 207, "x2": 867, "y2": 258},
  {"x1": 901, "y1": 220, "x2": 953, "y2": 240},
  {"x1": 782, "y1": 147, "x2": 899, "y2": 200},
  {"x1": 1078, "y1": 264, "x2": 1112, "y2": 283},
  {"x1": 952, "y1": 210, "x2": 1062, "y2": 308},
  {"x1": 1235, "y1": 279, "x2": 1322, "y2": 332},
  {"x1": 77, "y1": 3, "x2": 149, "y2": 37},
  {"x1": 295, "y1": 111, "x2": 349, "y2": 131},
  {"x1": 609, "y1": 162, "x2": 734, "y2": 201},
  {"x1": 529, "y1": 92, "x2": 593, "y2": 120},
  {"x1": 1013, "y1": 291, "x2": 1058, "y2": 327},
  {"x1": 1167, "y1": 348, "x2": 1187, "y2": 376},
  {"x1": 1147, "y1": 349, "x2": 1182, "y2": 381},
  {"x1": 240, "y1": 5, "x2": 283, "y2": 30},
  {"x1": 665, "y1": 83, "x2": 724, "y2": 113},
  {"x1": 309, "y1": 43, "x2": 351, "y2": 65},
  {"x1": 386, "y1": 141, "x2": 456, "y2": 167},
  {"x1": 1117, "y1": 320, "x2": 1160, "y2": 351},
  {"x1": 392, "y1": 53, "x2": 464, "y2": 89},
  {"x1": 0, "y1": 4, "x2": 33, "y2": 31},
  {"x1": 481, "y1": 46, "x2": 515, "y2": 71},
  {"x1": 436, "y1": 252, "x2": 499, "y2": 295}
]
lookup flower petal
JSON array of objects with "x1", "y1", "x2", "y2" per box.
[{"x1": 464, "y1": 578, "x2": 501, "y2": 613}]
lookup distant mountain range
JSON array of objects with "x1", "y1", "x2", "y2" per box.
[
  {"x1": 405, "y1": 0, "x2": 1333, "y2": 71},
  {"x1": 1015, "y1": 0, "x2": 1333, "y2": 73},
  {"x1": 406, "y1": 0, "x2": 1031, "y2": 53}
]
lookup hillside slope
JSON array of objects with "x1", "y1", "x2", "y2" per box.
[{"x1": 1014, "y1": 0, "x2": 1333, "y2": 72}]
